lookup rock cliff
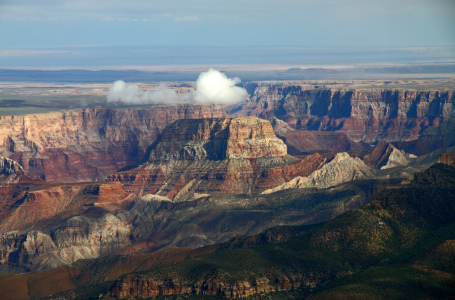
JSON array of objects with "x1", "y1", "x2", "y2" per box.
[
  {"x1": 230, "y1": 83, "x2": 455, "y2": 145},
  {"x1": 109, "y1": 273, "x2": 309, "y2": 299},
  {"x1": 362, "y1": 141, "x2": 416, "y2": 169},
  {"x1": 437, "y1": 152, "x2": 455, "y2": 164},
  {"x1": 0, "y1": 104, "x2": 227, "y2": 182},
  {"x1": 109, "y1": 116, "x2": 323, "y2": 198},
  {"x1": 0, "y1": 212, "x2": 131, "y2": 272},
  {"x1": 263, "y1": 152, "x2": 375, "y2": 194},
  {"x1": 0, "y1": 157, "x2": 24, "y2": 176},
  {"x1": 149, "y1": 116, "x2": 287, "y2": 161}
]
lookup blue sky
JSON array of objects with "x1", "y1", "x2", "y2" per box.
[{"x1": 1, "y1": 0, "x2": 454, "y2": 68}]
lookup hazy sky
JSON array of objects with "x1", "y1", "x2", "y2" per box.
[{"x1": 1, "y1": 0, "x2": 454, "y2": 67}]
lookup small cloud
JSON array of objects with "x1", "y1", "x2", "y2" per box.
[
  {"x1": 174, "y1": 16, "x2": 199, "y2": 21},
  {"x1": 0, "y1": 50, "x2": 67, "y2": 57}
]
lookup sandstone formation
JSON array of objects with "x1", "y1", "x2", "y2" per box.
[
  {"x1": 0, "y1": 213, "x2": 131, "y2": 272},
  {"x1": 0, "y1": 171, "x2": 377, "y2": 273},
  {"x1": 109, "y1": 116, "x2": 323, "y2": 198},
  {"x1": 230, "y1": 83, "x2": 455, "y2": 147},
  {"x1": 262, "y1": 152, "x2": 375, "y2": 194},
  {"x1": 0, "y1": 104, "x2": 227, "y2": 182},
  {"x1": 0, "y1": 116, "x2": 328, "y2": 272},
  {"x1": 0, "y1": 157, "x2": 24, "y2": 176},
  {"x1": 109, "y1": 273, "x2": 308, "y2": 299},
  {"x1": 0, "y1": 167, "x2": 135, "y2": 272},
  {"x1": 437, "y1": 152, "x2": 455, "y2": 165},
  {"x1": 0, "y1": 157, "x2": 42, "y2": 226},
  {"x1": 362, "y1": 141, "x2": 416, "y2": 169},
  {"x1": 149, "y1": 116, "x2": 287, "y2": 161},
  {"x1": 278, "y1": 130, "x2": 370, "y2": 154}
]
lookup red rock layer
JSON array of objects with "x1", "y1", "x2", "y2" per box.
[
  {"x1": 437, "y1": 153, "x2": 455, "y2": 164},
  {"x1": 0, "y1": 180, "x2": 131, "y2": 232},
  {"x1": 110, "y1": 154, "x2": 323, "y2": 197},
  {"x1": 362, "y1": 141, "x2": 397, "y2": 169},
  {"x1": 109, "y1": 116, "x2": 323, "y2": 198},
  {"x1": 229, "y1": 84, "x2": 455, "y2": 144},
  {"x1": 0, "y1": 104, "x2": 227, "y2": 182},
  {"x1": 277, "y1": 130, "x2": 370, "y2": 155},
  {"x1": 110, "y1": 273, "x2": 307, "y2": 299}
]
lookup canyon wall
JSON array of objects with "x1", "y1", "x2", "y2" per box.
[
  {"x1": 0, "y1": 104, "x2": 227, "y2": 182},
  {"x1": 109, "y1": 116, "x2": 322, "y2": 198},
  {"x1": 231, "y1": 83, "x2": 455, "y2": 145}
]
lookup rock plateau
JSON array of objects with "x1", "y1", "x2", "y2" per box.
[{"x1": 230, "y1": 83, "x2": 455, "y2": 152}]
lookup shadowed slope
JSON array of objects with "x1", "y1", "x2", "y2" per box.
[{"x1": 105, "y1": 163, "x2": 455, "y2": 299}]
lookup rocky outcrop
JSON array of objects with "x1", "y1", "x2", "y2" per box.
[
  {"x1": 0, "y1": 104, "x2": 227, "y2": 182},
  {"x1": 109, "y1": 273, "x2": 309, "y2": 299},
  {"x1": 109, "y1": 117, "x2": 323, "y2": 198},
  {"x1": 106, "y1": 163, "x2": 455, "y2": 300},
  {"x1": 0, "y1": 181, "x2": 131, "y2": 232},
  {"x1": 0, "y1": 174, "x2": 135, "y2": 272},
  {"x1": 437, "y1": 153, "x2": 455, "y2": 165},
  {"x1": 362, "y1": 142, "x2": 416, "y2": 169},
  {"x1": 149, "y1": 117, "x2": 287, "y2": 161},
  {"x1": 263, "y1": 152, "x2": 375, "y2": 194},
  {"x1": 230, "y1": 84, "x2": 455, "y2": 145},
  {"x1": 379, "y1": 147, "x2": 415, "y2": 169},
  {"x1": 0, "y1": 213, "x2": 131, "y2": 272},
  {"x1": 0, "y1": 157, "x2": 39, "y2": 226},
  {"x1": 277, "y1": 130, "x2": 371, "y2": 155},
  {"x1": 0, "y1": 157, "x2": 24, "y2": 176}
]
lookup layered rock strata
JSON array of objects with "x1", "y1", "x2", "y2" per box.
[
  {"x1": 0, "y1": 104, "x2": 227, "y2": 182},
  {"x1": 362, "y1": 141, "x2": 416, "y2": 169},
  {"x1": 437, "y1": 153, "x2": 455, "y2": 165},
  {"x1": 262, "y1": 152, "x2": 376, "y2": 194},
  {"x1": 230, "y1": 84, "x2": 455, "y2": 145},
  {"x1": 0, "y1": 213, "x2": 131, "y2": 272},
  {"x1": 109, "y1": 116, "x2": 324, "y2": 198},
  {"x1": 0, "y1": 116, "x2": 324, "y2": 273},
  {"x1": 0, "y1": 157, "x2": 24, "y2": 176},
  {"x1": 109, "y1": 273, "x2": 309, "y2": 299}
]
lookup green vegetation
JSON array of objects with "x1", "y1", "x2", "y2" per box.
[
  {"x1": 114, "y1": 164, "x2": 455, "y2": 299},
  {"x1": 309, "y1": 266, "x2": 455, "y2": 300}
]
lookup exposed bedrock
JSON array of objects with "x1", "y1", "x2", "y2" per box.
[
  {"x1": 109, "y1": 116, "x2": 323, "y2": 198},
  {"x1": 230, "y1": 84, "x2": 455, "y2": 145},
  {"x1": 0, "y1": 104, "x2": 227, "y2": 182},
  {"x1": 0, "y1": 213, "x2": 131, "y2": 272},
  {"x1": 109, "y1": 272, "x2": 316, "y2": 299}
]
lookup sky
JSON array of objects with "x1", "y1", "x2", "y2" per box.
[{"x1": 1, "y1": 0, "x2": 455, "y2": 68}]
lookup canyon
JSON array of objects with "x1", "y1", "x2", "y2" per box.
[
  {"x1": 0, "y1": 104, "x2": 227, "y2": 181},
  {"x1": 108, "y1": 116, "x2": 323, "y2": 198},
  {"x1": 1, "y1": 84, "x2": 454, "y2": 184},
  {"x1": 231, "y1": 83, "x2": 455, "y2": 154},
  {"x1": 0, "y1": 114, "x2": 365, "y2": 273},
  {"x1": 105, "y1": 163, "x2": 455, "y2": 300},
  {"x1": 0, "y1": 81, "x2": 454, "y2": 299}
]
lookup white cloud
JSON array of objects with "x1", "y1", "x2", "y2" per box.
[
  {"x1": 193, "y1": 69, "x2": 247, "y2": 104},
  {"x1": 174, "y1": 16, "x2": 199, "y2": 21},
  {"x1": 106, "y1": 69, "x2": 247, "y2": 105},
  {"x1": 107, "y1": 81, "x2": 179, "y2": 104}
]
